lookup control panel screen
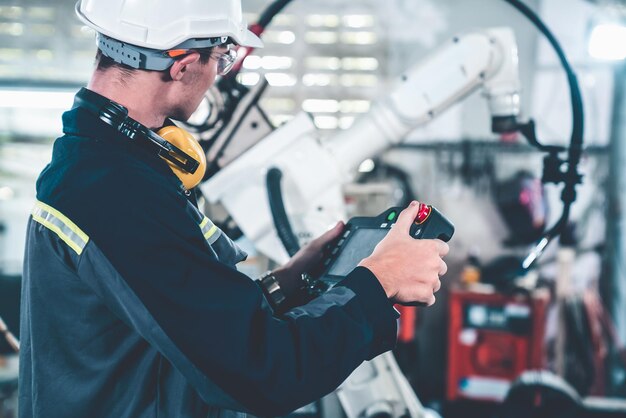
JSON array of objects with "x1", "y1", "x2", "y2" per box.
[{"x1": 327, "y1": 228, "x2": 389, "y2": 277}]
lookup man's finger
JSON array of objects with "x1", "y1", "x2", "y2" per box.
[
  {"x1": 439, "y1": 260, "x2": 448, "y2": 277},
  {"x1": 315, "y1": 221, "x2": 345, "y2": 246},
  {"x1": 394, "y1": 201, "x2": 421, "y2": 235}
]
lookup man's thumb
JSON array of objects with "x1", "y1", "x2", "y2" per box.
[{"x1": 394, "y1": 201, "x2": 421, "y2": 234}]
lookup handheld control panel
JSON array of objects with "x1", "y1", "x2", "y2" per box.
[{"x1": 318, "y1": 204, "x2": 455, "y2": 288}]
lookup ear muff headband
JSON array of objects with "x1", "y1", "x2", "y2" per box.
[{"x1": 74, "y1": 88, "x2": 206, "y2": 189}]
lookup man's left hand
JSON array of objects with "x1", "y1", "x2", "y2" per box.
[{"x1": 273, "y1": 221, "x2": 344, "y2": 298}]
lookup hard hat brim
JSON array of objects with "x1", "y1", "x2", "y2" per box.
[{"x1": 238, "y1": 30, "x2": 264, "y2": 49}]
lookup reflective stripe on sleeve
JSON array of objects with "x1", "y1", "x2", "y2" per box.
[
  {"x1": 199, "y1": 216, "x2": 221, "y2": 246},
  {"x1": 32, "y1": 200, "x2": 89, "y2": 255}
]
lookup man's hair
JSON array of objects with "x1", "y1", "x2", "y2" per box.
[
  {"x1": 94, "y1": 47, "x2": 214, "y2": 77},
  {"x1": 95, "y1": 49, "x2": 137, "y2": 78}
]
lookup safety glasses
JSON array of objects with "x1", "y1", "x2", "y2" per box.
[
  {"x1": 166, "y1": 47, "x2": 237, "y2": 76},
  {"x1": 211, "y1": 49, "x2": 237, "y2": 75}
]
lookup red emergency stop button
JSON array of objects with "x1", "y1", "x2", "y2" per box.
[{"x1": 415, "y1": 204, "x2": 432, "y2": 224}]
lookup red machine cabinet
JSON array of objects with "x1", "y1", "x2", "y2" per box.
[{"x1": 446, "y1": 285, "x2": 549, "y2": 402}]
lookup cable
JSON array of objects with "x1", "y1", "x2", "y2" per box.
[
  {"x1": 501, "y1": 0, "x2": 585, "y2": 269},
  {"x1": 266, "y1": 168, "x2": 301, "y2": 257},
  {"x1": 503, "y1": 0, "x2": 584, "y2": 148}
]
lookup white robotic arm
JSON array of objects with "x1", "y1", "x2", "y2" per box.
[{"x1": 202, "y1": 27, "x2": 520, "y2": 264}]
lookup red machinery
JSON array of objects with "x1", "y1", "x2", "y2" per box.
[{"x1": 446, "y1": 286, "x2": 549, "y2": 402}]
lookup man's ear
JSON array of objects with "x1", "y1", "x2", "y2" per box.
[{"x1": 169, "y1": 53, "x2": 201, "y2": 81}]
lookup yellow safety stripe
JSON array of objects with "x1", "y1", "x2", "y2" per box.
[
  {"x1": 32, "y1": 200, "x2": 89, "y2": 255},
  {"x1": 204, "y1": 225, "x2": 219, "y2": 241},
  {"x1": 199, "y1": 216, "x2": 220, "y2": 245}
]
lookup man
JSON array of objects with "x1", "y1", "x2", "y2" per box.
[{"x1": 19, "y1": 0, "x2": 449, "y2": 417}]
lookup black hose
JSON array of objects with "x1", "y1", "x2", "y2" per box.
[
  {"x1": 266, "y1": 168, "x2": 301, "y2": 257},
  {"x1": 503, "y1": 0, "x2": 585, "y2": 260},
  {"x1": 504, "y1": 0, "x2": 585, "y2": 150}
]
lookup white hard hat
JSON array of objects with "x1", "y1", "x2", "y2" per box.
[{"x1": 75, "y1": 0, "x2": 263, "y2": 50}]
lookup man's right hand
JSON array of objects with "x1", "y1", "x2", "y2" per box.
[{"x1": 358, "y1": 201, "x2": 449, "y2": 306}]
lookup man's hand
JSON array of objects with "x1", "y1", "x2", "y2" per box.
[
  {"x1": 273, "y1": 221, "x2": 344, "y2": 298},
  {"x1": 359, "y1": 201, "x2": 449, "y2": 306}
]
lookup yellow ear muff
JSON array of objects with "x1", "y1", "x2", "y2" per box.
[{"x1": 156, "y1": 126, "x2": 207, "y2": 190}]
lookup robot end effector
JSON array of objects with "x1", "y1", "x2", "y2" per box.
[
  {"x1": 402, "y1": 27, "x2": 522, "y2": 135},
  {"x1": 482, "y1": 28, "x2": 523, "y2": 134}
]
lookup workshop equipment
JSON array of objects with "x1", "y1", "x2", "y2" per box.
[{"x1": 446, "y1": 286, "x2": 549, "y2": 402}]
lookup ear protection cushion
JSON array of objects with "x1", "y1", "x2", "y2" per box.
[{"x1": 156, "y1": 126, "x2": 207, "y2": 190}]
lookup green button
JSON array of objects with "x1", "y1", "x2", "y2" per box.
[{"x1": 387, "y1": 211, "x2": 397, "y2": 222}]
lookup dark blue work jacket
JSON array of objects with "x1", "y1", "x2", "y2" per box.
[{"x1": 18, "y1": 89, "x2": 398, "y2": 418}]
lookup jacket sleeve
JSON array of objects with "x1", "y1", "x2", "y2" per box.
[{"x1": 64, "y1": 164, "x2": 399, "y2": 417}]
